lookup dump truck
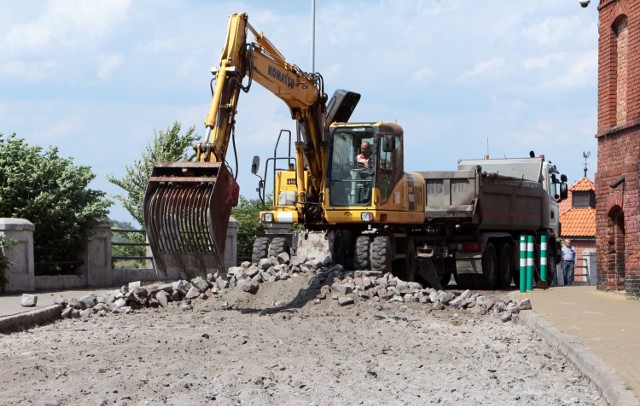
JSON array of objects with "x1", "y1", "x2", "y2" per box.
[{"x1": 413, "y1": 155, "x2": 568, "y2": 289}]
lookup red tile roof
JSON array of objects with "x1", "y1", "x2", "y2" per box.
[
  {"x1": 559, "y1": 177, "x2": 595, "y2": 215},
  {"x1": 571, "y1": 178, "x2": 595, "y2": 192},
  {"x1": 560, "y1": 207, "x2": 596, "y2": 237}
]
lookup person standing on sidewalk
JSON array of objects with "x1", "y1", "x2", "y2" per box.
[{"x1": 561, "y1": 239, "x2": 577, "y2": 286}]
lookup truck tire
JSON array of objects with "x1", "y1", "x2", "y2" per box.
[
  {"x1": 455, "y1": 273, "x2": 475, "y2": 290},
  {"x1": 478, "y1": 242, "x2": 498, "y2": 290},
  {"x1": 498, "y1": 243, "x2": 514, "y2": 288},
  {"x1": 371, "y1": 236, "x2": 391, "y2": 273},
  {"x1": 354, "y1": 236, "x2": 370, "y2": 270},
  {"x1": 268, "y1": 237, "x2": 289, "y2": 257},
  {"x1": 252, "y1": 236, "x2": 270, "y2": 263}
]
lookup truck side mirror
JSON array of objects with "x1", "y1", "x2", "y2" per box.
[
  {"x1": 382, "y1": 135, "x2": 395, "y2": 152},
  {"x1": 251, "y1": 155, "x2": 260, "y2": 175},
  {"x1": 559, "y1": 183, "x2": 568, "y2": 200},
  {"x1": 560, "y1": 174, "x2": 567, "y2": 183}
]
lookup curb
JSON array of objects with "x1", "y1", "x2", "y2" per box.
[
  {"x1": 519, "y1": 310, "x2": 640, "y2": 406},
  {"x1": 0, "y1": 304, "x2": 63, "y2": 334}
]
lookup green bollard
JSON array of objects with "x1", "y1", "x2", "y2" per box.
[
  {"x1": 541, "y1": 234, "x2": 548, "y2": 282},
  {"x1": 526, "y1": 235, "x2": 534, "y2": 291},
  {"x1": 520, "y1": 235, "x2": 526, "y2": 292}
]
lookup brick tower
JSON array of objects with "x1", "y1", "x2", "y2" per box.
[{"x1": 595, "y1": 0, "x2": 640, "y2": 296}]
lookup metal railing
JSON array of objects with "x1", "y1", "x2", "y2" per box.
[{"x1": 111, "y1": 229, "x2": 152, "y2": 268}]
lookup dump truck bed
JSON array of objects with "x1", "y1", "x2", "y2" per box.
[{"x1": 419, "y1": 168, "x2": 548, "y2": 231}]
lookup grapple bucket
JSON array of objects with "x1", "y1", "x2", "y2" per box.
[{"x1": 143, "y1": 162, "x2": 239, "y2": 277}]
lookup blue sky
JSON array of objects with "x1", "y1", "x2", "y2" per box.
[{"x1": 0, "y1": 0, "x2": 598, "y2": 226}]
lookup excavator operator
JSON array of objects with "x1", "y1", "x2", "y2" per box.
[{"x1": 356, "y1": 141, "x2": 372, "y2": 167}]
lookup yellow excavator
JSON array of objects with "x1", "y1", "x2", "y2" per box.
[
  {"x1": 145, "y1": 12, "x2": 567, "y2": 290},
  {"x1": 144, "y1": 12, "x2": 359, "y2": 276}
]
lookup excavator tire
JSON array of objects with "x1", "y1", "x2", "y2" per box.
[
  {"x1": 354, "y1": 236, "x2": 370, "y2": 270},
  {"x1": 252, "y1": 237, "x2": 270, "y2": 263},
  {"x1": 268, "y1": 237, "x2": 289, "y2": 257},
  {"x1": 371, "y1": 236, "x2": 391, "y2": 273}
]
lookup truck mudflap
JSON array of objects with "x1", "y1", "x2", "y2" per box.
[
  {"x1": 143, "y1": 162, "x2": 239, "y2": 277},
  {"x1": 416, "y1": 257, "x2": 443, "y2": 290}
]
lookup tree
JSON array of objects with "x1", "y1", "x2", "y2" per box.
[
  {"x1": 107, "y1": 121, "x2": 200, "y2": 227},
  {"x1": 232, "y1": 195, "x2": 271, "y2": 260},
  {"x1": 0, "y1": 133, "x2": 111, "y2": 275}
]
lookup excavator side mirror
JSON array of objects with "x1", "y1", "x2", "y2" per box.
[
  {"x1": 382, "y1": 135, "x2": 395, "y2": 153},
  {"x1": 251, "y1": 155, "x2": 260, "y2": 175}
]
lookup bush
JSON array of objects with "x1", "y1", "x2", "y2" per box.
[
  {"x1": 232, "y1": 196, "x2": 270, "y2": 261},
  {"x1": 0, "y1": 133, "x2": 111, "y2": 275}
]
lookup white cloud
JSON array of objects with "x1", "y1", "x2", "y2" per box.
[
  {"x1": 410, "y1": 67, "x2": 436, "y2": 85},
  {"x1": 522, "y1": 53, "x2": 564, "y2": 70},
  {"x1": 97, "y1": 54, "x2": 124, "y2": 80},
  {"x1": 0, "y1": 60, "x2": 56, "y2": 82},
  {"x1": 544, "y1": 50, "x2": 597, "y2": 89},
  {"x1": 43, "y1": 113, "x2": 85, "y2": 142},
  {"x1": 523, "y1": 16, "x2": 582, "y2": 46},
  {"x1": 1, "y1": 0, "x2": 131, "y2": 55},
  {"x1": 459, "y1": 57, "x2": 505, "y2": 82}
]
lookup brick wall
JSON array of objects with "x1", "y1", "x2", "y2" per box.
[{"x1": 596, "y1": 0, "x2": 640, "y2": 296}]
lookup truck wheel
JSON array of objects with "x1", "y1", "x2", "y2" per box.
[
  {"x1": 268, "y1": 237, "x2": 289, "y2": 257},
  {"x1": 354, "y1": 236, "x2": 370, "y2": 270},
  {"x1": 252, "y1": 236, "x2": 270, "y2": 263},
  {"x1": 478, "y1": 242, "x2": 498, "y2": 290},
  {"x1": 455, "y1": 273, "x2": 475, "y2": 290},
  {"x1": 498, "y1": 243, "x2": 514, "y2": 288},
  {"x1": 371, "y1": 236, "x2": 392, "y2": 273}
]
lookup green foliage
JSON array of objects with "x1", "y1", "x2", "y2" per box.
[
  {"x1": 0, "y1": 133, "x2": 111, "y2": 275},
  {"x1": 107, "y1": 121, "x2": 200, "y2": 227},
  {"x1": 0, "y1": 236, "x2": 17, "y2": 289},
  {"x1": 111, "y1": 220, "x2": 146, "y2": 269},
  {"x1": 232, "y1": 195, "x2": 271, "y2": 260}
]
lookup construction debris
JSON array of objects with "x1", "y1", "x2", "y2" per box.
[{"x1": 49, "y1": 254, "x2": 532, "y2": 323}]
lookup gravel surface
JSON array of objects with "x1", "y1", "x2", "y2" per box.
[{"x1": 0, "y1": 273, "x2": 605, "y2": 405}]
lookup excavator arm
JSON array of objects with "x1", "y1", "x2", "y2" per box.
[{"x1": 143, "y1": 12, "x2": 327, "y2": 277}]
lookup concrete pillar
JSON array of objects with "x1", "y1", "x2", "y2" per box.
[
  {"x1": 0, "y1": 218, "x2": 35, "y2": 292},
  {"x1": 585, "y1": 250, "x2": 597, "y2": 286},
  {"x1": 82, "y1": 221, "x2": 113, "y2": 288},
  {"x1": 225, "y1": 216, "x2": 239, "y2": 269}
]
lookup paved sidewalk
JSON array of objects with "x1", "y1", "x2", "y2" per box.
[{"x1": 514, "y1": 285, "x2": 640, "y2": 404}]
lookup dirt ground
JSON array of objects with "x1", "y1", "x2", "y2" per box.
[{"x1": 0, "y1": 273, "x2": 605, "y2": 405}]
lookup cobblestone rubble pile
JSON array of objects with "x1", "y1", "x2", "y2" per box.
[{"x1": 30, "y1": 252, "x2": 532, "y2": 323}]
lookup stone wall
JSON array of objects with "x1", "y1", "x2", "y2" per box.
[{"x1": 0, "y1": 217, "x2": 239, "y2": 293}]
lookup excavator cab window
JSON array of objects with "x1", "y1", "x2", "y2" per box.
[
  {"x1": 377, "y1": 132, "x2": 403, "y2": 205},
  {"x1": 328, "y1": 127, "x2": 376, "y2": 206}
]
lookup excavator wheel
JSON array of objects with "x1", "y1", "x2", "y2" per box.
[
  {"x1": 354, "y1": 236, "x2": 370, "y2": 270},
  {"x1": 268, "y1": 237, "x2": 289, "y2": 257},
  {"x1": 252, "y1": 236, "x2": 270, "y2": 263},
  {"x1": 371, "y1": 236, "x2": 391, "y2": 273}
]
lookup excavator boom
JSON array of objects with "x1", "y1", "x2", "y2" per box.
[{"x1": 144, "y1": 12, "x2": 326, "y2": 277}]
